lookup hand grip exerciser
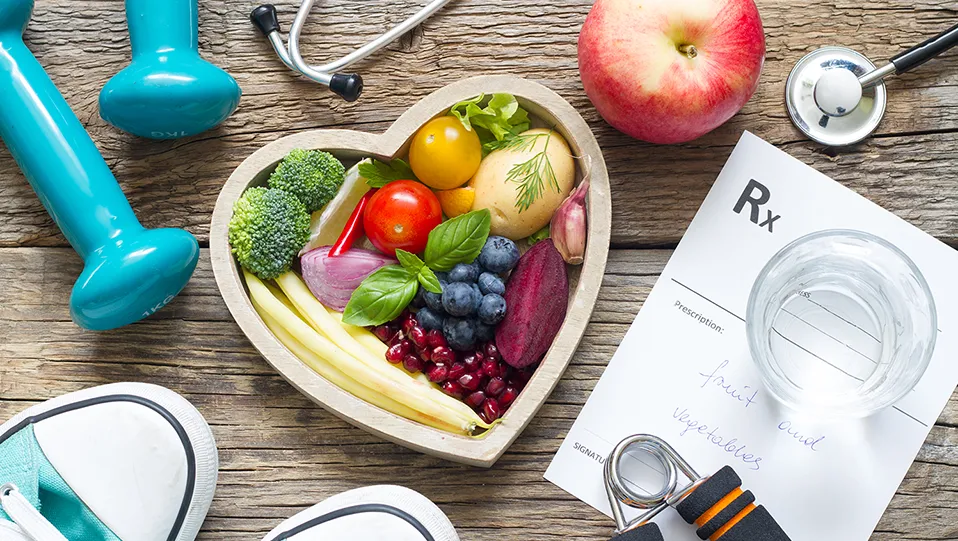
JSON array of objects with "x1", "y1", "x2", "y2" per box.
[
  {"x1": 99, "y1": 0, "x2": 241, "y2": 139},
  {"x1": 605, "y1": 435, "x2": 791, "y2": 541},
  {"x1": 0, "y1": 0, "x2": 200, "y2": 330}
]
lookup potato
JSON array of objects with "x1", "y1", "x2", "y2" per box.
[{"x1": 470, "y1": 129, "x2": 575, "y2": 239}]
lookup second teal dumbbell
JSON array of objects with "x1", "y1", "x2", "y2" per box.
[{"x1": 100, "y1": 0, "x2": 241, "y2": 139}]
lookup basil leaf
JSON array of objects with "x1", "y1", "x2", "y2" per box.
[
  {"x1": 342, "y1": 265, "x2": 418, "y2": 326},
  {"x1": 395, "y1": 249, "x2": 424, "y2": 273},
  {"x1": 418, "y1": 266, "x2": 442, "y2": 294},
  {"x1": 359, "y1": 159, "x2": 416, "y2": 188},
  {"x1": 424, "y1": 209, "x2": 491, "y2": 271}
]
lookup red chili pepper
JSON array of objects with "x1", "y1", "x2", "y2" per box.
[{"x1": 329, "y1": 188, "x2": 378, "y2": 257}]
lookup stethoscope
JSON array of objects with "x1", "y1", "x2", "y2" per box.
[
  {"x1": 250, "y1": 0, "x2": 453, "y2": 102},
  {"x1": 786, "y1": 22, "x2": 958, "y2": 146}
]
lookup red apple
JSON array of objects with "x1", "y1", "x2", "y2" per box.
[{"x1": 578, "y1": 0, "x2": 766, "y2": 144}]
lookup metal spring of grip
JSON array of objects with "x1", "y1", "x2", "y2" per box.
[{"x1": 604, "y1": 434, "x2": 706, "y2": 534}]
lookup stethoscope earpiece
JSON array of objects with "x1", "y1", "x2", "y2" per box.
[{"x1": 251, "y1": 0, "x2": 451, "y2": 102}]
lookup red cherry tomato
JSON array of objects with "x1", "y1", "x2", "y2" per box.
[{"x1": 363, "y1": 180, "x2": 442, "y2": 256}]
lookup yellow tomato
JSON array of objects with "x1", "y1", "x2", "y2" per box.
[{"x1": 409, "y1": 116, "x2": 482, "y2": 190}]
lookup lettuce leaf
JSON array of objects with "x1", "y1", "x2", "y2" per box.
[{"x1": 449, "y1": 93, "x2": 531, "y2": 147}]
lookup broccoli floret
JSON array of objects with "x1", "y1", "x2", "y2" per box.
[
  {"x1": 229, "y1": 187, "x2": 310, "y2": 279},
  {"x1": 267, "y1": 149, "x2": 345, "y2": 213}
]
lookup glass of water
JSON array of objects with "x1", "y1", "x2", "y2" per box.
[{"x1": 746, "y1": 230, "x2": 937, "y2": 418}]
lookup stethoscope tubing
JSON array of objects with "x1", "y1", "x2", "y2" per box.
[
  {"x1": 860, "y1": 21, "x2": 958, "y2": 87},
  {"x1": 253, "y1": 0, "x2": 453, "y2": 94}
]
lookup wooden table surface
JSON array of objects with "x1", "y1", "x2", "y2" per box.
[{"x1": 2, "y1": 1, "x2": 958, "y2": 539}]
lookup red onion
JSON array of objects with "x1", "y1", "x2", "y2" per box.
[{"x1": 300, "y1": 246, "x2": 396, "y2": 311}]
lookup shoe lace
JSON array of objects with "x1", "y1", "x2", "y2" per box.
[{"x1": 0, "y1": 484, "x2": 67, "y2": 541}]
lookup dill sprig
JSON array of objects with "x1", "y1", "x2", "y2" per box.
[{"x1": 488, "y1": 132, "x2": 560, "y2": 213}]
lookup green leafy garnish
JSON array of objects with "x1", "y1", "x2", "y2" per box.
[
  {"x1": 396, "y1": 249, "x2": 442, "y2": 294},
  {"x1": 358, "y1": 159, "x2": 416, "y2": 188},
  {"x1": 342, "y1": 265, "x2": 419, "y2": 327},
  {"x1": 498, "y1": 131, "x2": 560, "y2": 213},
  {"x1": 395, "y1": 249, "x2": 424, "y2": 273},
  {"x1": 449, "y1": 93, "x2": 530, "y2": 148},
  {"x1": 417, "y1": 267, "x2": 442, "y2": 294},
  {"x1": 527, "y1": 225, "x2": 550, "y2": 245},
  {"x1": 424, "y1": 210, "x2": 492, "y2": 272}
]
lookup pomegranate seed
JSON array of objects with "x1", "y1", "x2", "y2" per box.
[
  {"x1": 499, "y1": 386, "x2": 518, "y2": 408},
  {"x1": 388, "y1": 331, "x2": 404, "y2": 346},
  {"x1": 432, "y1": 346, "x2": 455, "y2": 365},
  {"x1": 474, "y1": 350, "x2": 486, "y2": 363},
  {"x1": 419, "y1": 347, "x2": 433, "y2": 362},
  {"x1": 426, "y1": 363, "x2": 449, "y2": 383},
  {"x1": 385, "y1": 341, "x2": 410, "y2": 363},
  {"x1": 481, "y1": 359, "x2": 500, "y2": 378},
  {"x1": 462, "y1": 354, "x2": 480, "y2": 372},
  {"x1": 425, "y1": 329, "x2": 448, "y2": 349},
  {"x1": 485, "y1": 376, "x2": 506, "y2": 397},
  {"x1": 482, "y1": 398, "x2": 501, "y2": 421},
  {"x1": 459, "y1": 373, "x2": 481, "y2": 391},
  {"x1": 442, "y1": 381, "x2": 465, "y2": 399},
  {"x1": 499, "y1": 363, "x2": 513, "y2": 380},
  {"x1": 403, "y1": 354, "x2": 425, "y2": 373},
  {"x1": 484, "y1": 342, "x2": 501, "y2": 362},
  {"x1": 448, "y1": 362, "x2": 467, "y2": 381},
  {"x1": 407, "y1": 326, "x2": 427, "y2": 349},
  {"x1": 465, "y1": 391, "x2": 487, "y2": 409},
  {"x1": 373, "y1": 325, "x2": 392, "y2": 342},
  {"x1": 402, "y1": 317, "x2": 418, "y2": 334}
]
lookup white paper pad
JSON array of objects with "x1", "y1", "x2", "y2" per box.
[{"x1": 545, "y1": 132, "x2": 958, "y2": 541}]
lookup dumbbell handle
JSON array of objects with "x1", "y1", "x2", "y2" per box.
[
  {"x1": 127, "y1": 0, "x2": 198, "y2": 57},
  {"x1": 0, "y1": 27, "x2": 143, "y2": 258}
]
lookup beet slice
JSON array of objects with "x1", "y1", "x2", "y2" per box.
[{"x1": 496, "y1": 239, "x2": 569, "y2": 368}]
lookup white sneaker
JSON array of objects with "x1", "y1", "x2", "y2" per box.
[
  {"x1": 0, "y1": 383, "x2": 218, "y2": 541},
  {"x1": 262, "y1": 485, "x2": 460, "y2": 541}
]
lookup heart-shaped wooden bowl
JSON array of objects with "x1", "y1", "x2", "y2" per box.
[{"x1": 210, "y1": 75, "x2": 611, "y2": 467}]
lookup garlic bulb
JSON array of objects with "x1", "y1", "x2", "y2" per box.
[{"x1": 551, "y1": 175, "x2": 589, "y2": 265}]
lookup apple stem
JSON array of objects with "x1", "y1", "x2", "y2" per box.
[{"x1": 678, "y1": 44, "x2": 698, "y2": 59}]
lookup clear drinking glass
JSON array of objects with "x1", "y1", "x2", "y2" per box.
[{"x1": 746, "y1": 230, "x2": 937, "y2": 418}]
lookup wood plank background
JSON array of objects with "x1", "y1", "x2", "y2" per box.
[{"x1": 2, "y1": 0, "x2": 957, "y2": 539}]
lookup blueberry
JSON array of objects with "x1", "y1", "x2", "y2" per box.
[
  {"x1": 478, "y1": 236, "x2": 520, "y2": 273},
  {"x1": 416, "y1": 307, "x2": 444, "y2": 331},
  {"x1": 478, "y1": 294, "x2": 507, "y2": 325},
  {"x1": 434, "y1": 271, "x2": 449, "y2": 285},
  {"x1": 471, "y1": 283, "x2": 482, "y2": 300},
  {"x1": 478, "y1": 272, "x2": 505, "y2": 295},
  {"x1": 475, "y1": 321, "x2": 495, "y2": 342},
  {"x1": 449, "y1": 261, "x2": 481, "y2": 283},
  {"x1": 424, "y1": 283, "x2": 445, "y2": 312},
  {"x1": 443, "y1": 317, "x2": 476, "y2": 351},
  {"x1": 442, "y1": 282, "x2": 481, "y2": 317},
  {"x1": 411, "y1": 287, "x2": 426, "y2": 308}
]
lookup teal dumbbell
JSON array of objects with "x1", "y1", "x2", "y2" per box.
[
  {"x1": 0, "y1": 0, "x2": 200, "y2": 330},
  {"x1": 99, "y1": 0, "x2": 242, "y2": 139}
]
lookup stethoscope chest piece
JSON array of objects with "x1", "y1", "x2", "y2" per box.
[{"x1": 786, "y1": 46, "x2": 887, "y2": 147}]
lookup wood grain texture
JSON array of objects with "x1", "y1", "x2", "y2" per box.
[
  {"x1": 3, "y1": 248, "x2": 958, "y2": 540},
  {"x1": 2, "y1": 0, "x2": 958, "y2": 539},
  {"x1": 3, "y1": 0, "x2": 958, "y2": 248}
]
